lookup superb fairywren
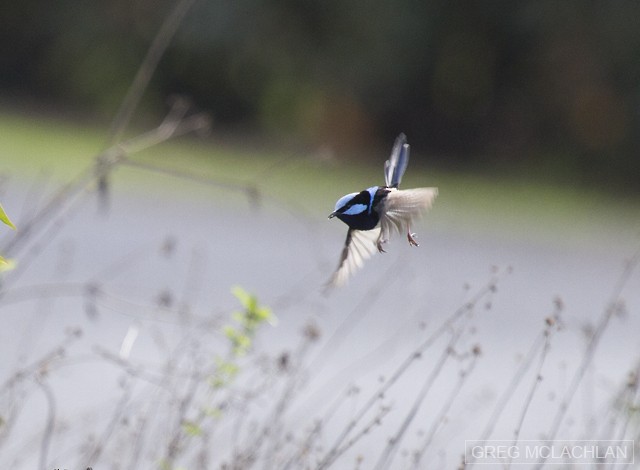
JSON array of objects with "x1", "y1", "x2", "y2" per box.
[{"x1": 327, "y1": 134, "x2": 438, "y2": 288}]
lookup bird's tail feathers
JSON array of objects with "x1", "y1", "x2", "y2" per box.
[{"x1": 384, "y1": 133, "x2": 410, "y2": 188}]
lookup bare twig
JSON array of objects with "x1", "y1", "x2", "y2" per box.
[
  {"x1": 464, "y1": 308, "x2": 562, "y2": 468},
  {"x1": 81, "y1": 377, "x2": 132, "y2": 465},
  {"x1": 106, "y1": 0, "x2": 199, "y2": 145},
  {"x1": 36, "y1": 378, "x2": 56, "y2": 470},
  {"x1": 258, "y1": 339, "x2": 317, "y2": 468},
  {"x1": 281, "y1": 384, "x2": 354, "y2": 470},
  {"x1": 373, "y1": 329, "x2": 463, "y2": 470},
  {"x1": 413, "y1": 348, "x2": 480, "y2": 466},
  {"x1": 0, "y1": 107, "x2": 212, "y2": 291},
  {"x1": 533, "y1": 250, "x2": 640, "y2": 469},
  {"x1": 504, "y1": 323, "x2": 556, "y2": 469},
  {"x1": 589, "y1": 360, "x2": 640, "y2": 470},
  {"x1": 332, "y1": 404, "x2": 392, "y2": 462},
  {"x1": 120, "y1": 157, "x2": 260, "y2": 206},
  {"x1": 0, "y1": 331, "x2": 80, "y2": 395},
  {"x1": 316, "y1": 269, "x2": 506, "y2": 469}
]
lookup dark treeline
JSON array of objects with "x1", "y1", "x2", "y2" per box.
[{"x1": 2, "y1": 0, "x2": 640, "y2": 189}]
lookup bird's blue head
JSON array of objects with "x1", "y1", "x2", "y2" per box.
[{"x1": 328, "y1": 187, "x2": 382, "y2": 231}]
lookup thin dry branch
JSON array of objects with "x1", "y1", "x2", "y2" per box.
[
  {"x1": 316, "y1": 269, "x2": 507, "y2": 469},
  {"x1": 120, "y1": 158, "x2": 260, "y2": 207},
  {"x1": 533, "y1": 249, "x2": 640, "y2": 469},
  {"x1": 464, "y1": 308, "x2": 562, "y2": 469},
  {"x1": 0, "y1": 106, "x2": 212, "y2": 290},
  {"x1": 373, "y1": 329, "x2": 463, "y2": 470},
  {"x1": 413, "y1": 349, "x2": 480, "y2": 466},
  {"x1": 106, "y1": 0, "x2": 199, "y2": 145},
  {"x1": 36, "y1": 378, "x2": 56, "y2": 470}
]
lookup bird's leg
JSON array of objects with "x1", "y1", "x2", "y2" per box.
[
  {"x1": 376, "y1": 234, "x2": 387, "y2": 253},
  {"x1": 407, "y1": 228, "x2": 419, "y2": 247}
]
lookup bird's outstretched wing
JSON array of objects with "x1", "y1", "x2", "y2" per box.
[
  {"x1": 379, "y1": 188, "x2": 438, "y2": 242},
  {"x1": 326, "y1": 227, "x2": 381, "y2": 289},
  {"x1": 384, "y1": 133, "x2": 410, "y2": 188}
]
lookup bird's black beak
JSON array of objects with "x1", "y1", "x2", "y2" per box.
[{"x1": 328, "y1": 212, "x2": 337, "y2": 219}]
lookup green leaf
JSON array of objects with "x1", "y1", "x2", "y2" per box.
[
  {"x1": 210, "y1": 356, "x2": 239, "y2": 388},
  {"x1": 231, "y1": 311, "x2": 246, "y2": 324},
  {"x1": 203, "y1": 406, "x2": 223, "y2": 419},
  {"x1": 182, "y1": 420, "x2": 202, "y2": 436},
  {"x1": 222, "y1": 325, "x2": 252, "y2": 355},
  {"x1": 222, "y1": 324, "x2": 235, "y2": 337},
  {"x1": 0, "y1": 256, "x2": 15, "y2": 272},
  {"x1": 231, "y1": 285, "x2": 252, "y2": 310},
  {"x1": 258, "y1": 306, "x2": 277, "y2": 324},
  {"x1": 216, "y1": 358, "x2": 239, "y2": 378},
  {"x1": 0, "y1": 203, "x2": 16, "y2": 230}
]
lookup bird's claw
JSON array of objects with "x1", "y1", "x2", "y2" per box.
[
  {"x1": 407, "y1": 232, "x2": 419, "y2": 247},
  {"x1": 377, "y1": 239, "x2": 387, "y2": 253}
]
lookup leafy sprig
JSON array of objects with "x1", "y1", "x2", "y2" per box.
[{"x1": 0, "y1": 203, "x2": 16, "y2": 269}]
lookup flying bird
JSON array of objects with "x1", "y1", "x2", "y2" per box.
[{"x1": 327, "y1": 134, "x2": 438, "y2": 288}]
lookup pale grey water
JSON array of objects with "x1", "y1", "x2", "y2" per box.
[{"x1": 1, "y1": 169, "x2": 639, "y2": 469}]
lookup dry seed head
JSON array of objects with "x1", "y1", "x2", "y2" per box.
[
  {"x1": 628, "y1": 371, "x2": 638, "y2": 389},
  {"x1": 66, "y1": 327, "x2": 83, "y2": 338},
  {"x1": 553, "y1": 296, "x2": 564, "y2": 312},
  {"x1": 277, "y1": 352, "x2": 289, "y2": 371},
  {"x1": 303, "y1": 322, "x2": 321, "y2": 341},
  {"x1": 614, "y1": 300, "x2": 628, "y2": 318},
  {"x1": 156, "y1": 289, "x2": 173, "y2": 308}
]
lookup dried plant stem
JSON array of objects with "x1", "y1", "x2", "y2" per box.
[
  {"x1": 504, "y1": 327, "x2": 554, "y2": 469},
  {"x1": 259, "y1": 344, "x2": 314, "y2": 468},
  {"x1": 373, "y1": 329, "x2": 462, "y2": 470},
  {"x1": 533, "y1": 251, "x2": 639, "y2": 469},
  {"x1": 106, "y1": 0, "x2": 198, "y2": 145},
  {"x1": 36, "y1": 378, "x2": 56, "y2": 470},
  {"x1": 592, "y1": 359, "x2": 640, "y2": 470},
  {"x1": 413, "y1": 351, "x2": 480, "y2": 466},
  {"x1": 316, "y1": 271, "x2": 504, "y2": 469},
  {"x1": 0, "y1": 332, "x2": 80, "y2": 395},
  {"x1": 120, "y1": 158, "x2": 260, "y2": 205},
  {"x1": 332, "y1": 405, "x2": 392, "y2": 461},
  {"x1": 161, "y1": 359, "x2": 203, "y2": 467},
  {"x1": 614, "y1": 362, "x2": 640, "y2": 441},
  {"x1": 0, "y1": 107, "x2": 211, "y2": 287},
  {"x1": 464, "y1": 312, "x2": 560, "y2": 469},
  {"x1": 0, "y1": 0, "x2": 205, "y2": 288},
  {"x1": 82, "y1": 377, "x2": 133, "y2": 465},
  {"x1": 281, "y1": 386, "x2": 352, "y2": 470},
  {"x1": 484, "y1": 333, "x2": 545, "y2": 437}
]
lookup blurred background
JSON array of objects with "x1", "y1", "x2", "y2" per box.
[
  {"x1": 1, "y1": 2, "x2": 640, "y2": 468},
  {"x1": 2, "y1": 0, "x2": 640, "y2": 190}
]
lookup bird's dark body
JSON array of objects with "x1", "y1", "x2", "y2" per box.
[{"x1": 334, "y1": 187, "x2": 390, "y2": 230}]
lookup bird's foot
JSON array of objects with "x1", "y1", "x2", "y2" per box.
[
  {"x1": 377, "y1": 239, "x2": 387, "y2": 253},
  {"x1": 407, "y1": 232, "x2": 419, "y2": 247}
]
